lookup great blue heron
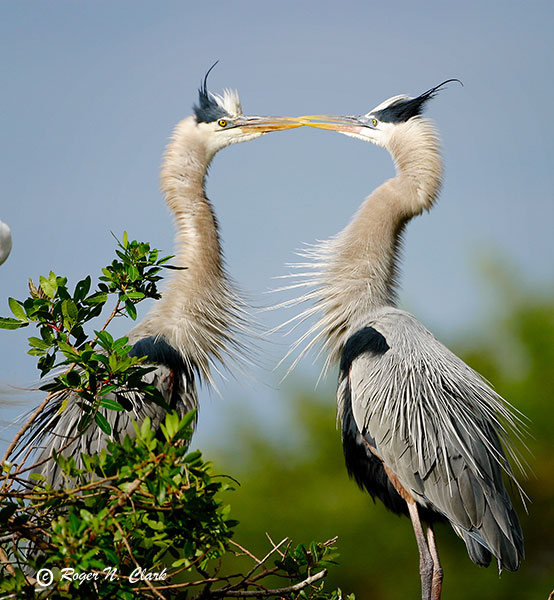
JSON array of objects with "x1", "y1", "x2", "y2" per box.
[
  {"x1": 279, "y1": 82, "x2": 525, "y2": 599},
  {"x1": 0, "y1": 220, "x2": 12, "y2": 266},
  {"x1": 24, "y1": 68, "x2": 301, "y2": 486}
]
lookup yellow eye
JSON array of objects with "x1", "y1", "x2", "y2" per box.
[
  {"x1": 371, "y1": 119, "x2": 378, "y2": 127},
  {"x1": 218, "y1": 119, "x2": 227, "y2": 128}
]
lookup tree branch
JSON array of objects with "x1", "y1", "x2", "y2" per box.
[{"x1": 209, "y1": 569, "x2": 327, "y2": 598}]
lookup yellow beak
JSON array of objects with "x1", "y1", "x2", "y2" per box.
[
  {"x1": 298, "y1": 114, "x2": 363, "y2": 132},
  {"x1": 238, "y1": 116, "x2": 304, "y2": 132}
]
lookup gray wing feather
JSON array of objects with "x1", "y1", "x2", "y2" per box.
[{"x1": 343, "y1": 307, "x2": 524, "y2": 571}]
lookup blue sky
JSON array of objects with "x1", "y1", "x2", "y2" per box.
[{"x1": 1, "y1": 1, "x2": 553, "y2": 450}]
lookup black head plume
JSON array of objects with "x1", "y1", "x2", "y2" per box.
[
  {"x1": 193, "y1": 61, "x2": 230, "y2": 123},
  {"x1": 373, "y1": 79, "x2": 462, "y2": 123}
]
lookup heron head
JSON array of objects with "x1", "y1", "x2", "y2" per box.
[
  {"x1": 299, "y1": 79, "x2": 461, "y2": 146},
  {"x1": 193, "y1": 63, "x2": 302, "y2": 155}
]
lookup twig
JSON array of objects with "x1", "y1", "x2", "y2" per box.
[
  {"x1": 105, "y1": 459, "x2": 159, "y2": 517},
  {"x1": 249, "y1": 567, "x2": 280, "y2": 584},
  {"x1": 229, "y1": 537, "x2": 289, "y2": 591},
  {"x1": 265, "y1": 533, "x2": 289, "y2": 559},
  {"x1": 0, "y1": 546, "x2": 16, "y2": 577},
  {"x1": 114, "y1": 520, "x2": 166, "y2": 600},
  {"x1": 209, "y1": 569, "x2": 327, "y2": 597},
  {"x1": 135, "y1": 577, "x2": 231, "y2": 592},
  {"x1": 229, "y1": 540, "x2": 262, "y2": 563}
]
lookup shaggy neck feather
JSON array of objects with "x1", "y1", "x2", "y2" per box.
[
  {"x1": 132, "y1": 117, "x2": 245, "y2": 381},
  {"x1": 283, "y1": 118, "x2": 442, "y2": 372}
]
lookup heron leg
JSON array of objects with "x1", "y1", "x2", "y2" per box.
[
  {"x1": 426, "y1": 524, "x2": 443, "y2": 600},
  {"x1": 407, "y1": 501, "x2": 433, "y2": 600}
]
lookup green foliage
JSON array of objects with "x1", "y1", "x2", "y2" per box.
[
  {"x1": 1, "y1": 412, "x2": 231, "y2": 598},
  {"x1": 0, "y1": 236, "x2": 348, "y2": 599},
  {"x1": 0, "y1": 234, "x2": 173, "y2": 434},
  {"x1": 1, "y1": 409, "x2": 344, "y2": 598}
]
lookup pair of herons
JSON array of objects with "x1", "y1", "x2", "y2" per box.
[{"x1": 24, "y1": 69, "x2": 525, "y2": 599}]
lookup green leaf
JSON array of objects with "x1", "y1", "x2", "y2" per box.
[
  {"x1": 61, "y1": 299, "x2": 78, "y2": 329},
  {"x1": 0, "y1": 502, "x2": 18, "y2": 523},
  {"x1": 28, "y1": 336, "x2": 50, "y2": 350},
  {"x1": 108, "y1": 353, "x2": 119, "y2": 372},
  {"x1": 58, "y1": 341, "x2": 80, "y2": 361},
  {"x1": 180, "y1": 409, "x2": 197, "y2": 429},
  {"x1": 140, "y1": 416, "x2": 152, "y2": 439},
  {"x1": 126, "y1": 264, "x2": 140, "y2": 282},
  {"x1": 100, "y1": 398, "x2": 125, "y2": 411},
  {"x1": 125, "y1": 291, "x2": 145, "y2": 300},
  {"x1": 85, "y1": 292, "x2": 108, "y2": 305},
  {"x1": 94, "y1": 412, "x2": 112, "y2": 435},
  {"x1": 28, "y1": 347, "x2": 47, "y2": 356},
  {"x1": 66, "y1": 370, "x2": 81, "y2": 387},
  {"x1": 112, "y1": 336, "x2": 130, "y2": 350},
  {"x1": 95, "y1": 329, "x2": 114, "y2": 348},
  {"x1": 78, "y1": 413, "x2": 93, "y2": 433},
  {"x1": 39, "y1": 275, "x2": 56, "y2": 299},
  {"x1": 69, "y1": 512, "x2": 81, "y2": 533},
  {"x1": 74, "y1": 276, "x2": 91, "y2": 301},
  {"x1": 100, "y1": 383, "x2": 118, "y2": 396},
  {"x1": 122, "y1": 231, "x2": 128, "y2": 248},
  {"x1": 8, "y1": 297, "x2": 27, "y2": 321},
  {"x1": 171, "y1": 557, "x2": 190, "y2": 568},
  {"x1": 0, "y1": 317, "x2": 28, "y2": 330},
  {"x1": 125, "y1": 300, "x2": 137, "y2": 320},
  {"x1": 185, "y1": 450, "x2": 202, "y2": 463}
]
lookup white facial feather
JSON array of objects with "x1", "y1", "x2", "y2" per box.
[
  {"x1": 212, "y1": 88, "x2": 243, "y2": 118},
  {"x1": 367, "y1": 94, "x2": 411, "y2": 115}
]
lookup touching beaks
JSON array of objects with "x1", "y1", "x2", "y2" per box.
[
  {"x1": 298, "y1": 114, "x2": 366, "y2": 133},
  {"x1": 237, "y1": 116, "x2": 304, "y2": 132}
]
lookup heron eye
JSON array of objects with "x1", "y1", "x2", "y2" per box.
[
  {"x1": 218, "y1": 119, "x2": 227, "y2": 128},
  {"x1": 372, "y1": 119, "x2": 378, "y2": 127}
]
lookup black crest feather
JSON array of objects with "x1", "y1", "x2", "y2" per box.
[
  {"x1": 193, "y1": 61, "x2": 230, "y2": 123},
  {"x1": 374, "y1": 79, "x2": 462, "y2": 123}
]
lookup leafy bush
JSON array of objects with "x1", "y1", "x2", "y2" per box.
[{"x1": 0, "y1": 236, "x2": 351, "y2": 599}]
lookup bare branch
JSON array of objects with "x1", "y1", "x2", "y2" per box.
[
  {"x1": 0, "y1": 546, "x2": 16, "y2": 577},
  {"x1": 209, "y1": 569, "x2": 327, "y2": 597},
  {"x1": 114, "y1": 520, "x2": 167, "y2": 600}
]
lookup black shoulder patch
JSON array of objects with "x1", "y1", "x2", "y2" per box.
[
  {"x1": 340, "y1": 326, "x2": 390, "y2": 371},
  {"x1": 131, "y1": 336, "x2": 188, "y2": 373}
]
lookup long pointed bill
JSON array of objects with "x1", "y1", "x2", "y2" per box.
[
  {"x1": 299, "y1": 114, "x2": 365, "y2": 133},
  {"x1": 238, "y1": 116, "x2": 304, "y2": 132}
]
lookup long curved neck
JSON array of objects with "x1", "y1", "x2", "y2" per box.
[
  {"x1": 387, "y1": 117, "x2": 442, "y2": 216},
  {"x1": 161, "y1": 118, "x2": 222, "y2": 295},
  {"x1": 133, "y1": 117, "x2": 245, "y2": 381},
  {"x1": 335, "y1": 118, "x2": 442, "y2": 307},
  {"x1": 284, "y1": 118, "x2": 442, "y2": 372}
]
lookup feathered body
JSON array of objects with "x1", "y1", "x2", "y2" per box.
[
  {"x1": 282, "y1": 87, "x2": 525, "y2": 583},
  {"x1": 27, "y1": 77, "x2": 300, "y2": 486},
  {"x1": 31, "y1": 107, "x2": 245, "y2": 485}
]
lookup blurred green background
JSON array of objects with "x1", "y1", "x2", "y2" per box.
[{"x1": 209, "y1": 272, "x2": 554, "y2": 600}]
